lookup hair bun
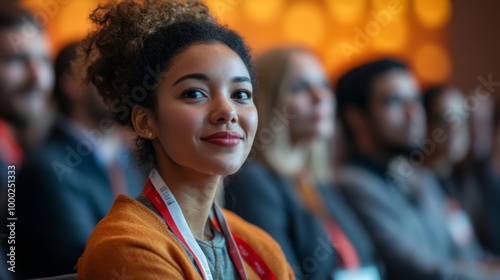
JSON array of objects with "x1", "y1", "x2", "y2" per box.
[{"x1": 73, "y1": 0, "x2": 214, "y2": 115}]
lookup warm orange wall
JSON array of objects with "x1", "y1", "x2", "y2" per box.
[
  {"x1": 205, "y1": 0, "x2": 451, "y2": 88},
  {"x1": 21, "y1": 0, "x2": 98, "y2": 54},
  {"x1": 22, "y1": 0, "x2": 451, "y2": 88}
]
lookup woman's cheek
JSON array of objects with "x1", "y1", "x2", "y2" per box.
[{"x1": 245, "y1": 108, "x2": 258, "y2": 143}]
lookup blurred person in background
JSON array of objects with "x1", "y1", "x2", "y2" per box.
[
  {"x1": 335, "y1": 58, "x2": 500, "y2": 280},
  {"x1": 475, "y1": 91, "x2": 500, "y2": 255},
  {"x1": 0, "y1": 3, "x2": 54, "y2": 201},
  {"x1": 422, "y1": 85, "x2": 499, "y2": 258},
  {"x1": 0, "y1": 4, "x2": 54, "y2": 162},
  {"x1": 16, "y1": 42, "x2": 144, "y2": 278},
  {"x1": 0, "y1": 4, "x2": 54, "y2": 280},
  {"x1": 225, "y1": 47, "x2": 384, "y2": 280},
  {"x1": 458, "y1": 89, "x2": 500, "y2": 256},
  {"x1": 422, "y1": 86, "x2": 471, "y2": 183}
]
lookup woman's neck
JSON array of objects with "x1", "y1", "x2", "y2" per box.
[{"x1": 155, "y1": 165, "x2": 221, "y2": 241}]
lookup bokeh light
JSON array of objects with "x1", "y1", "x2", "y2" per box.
[
  {"x1": 371, "y1": 17, "x2": 409, "y2": 52},
  {"x1": 242, "y1": 0, "x2": 284, "y2": 24},
  {"x1": 283, "y1": 2, "x2": 327, "y2": 48},
  {"x1": 55, "y1": 2, "x2": 94, "y2": 45},
  {"x1": 18, "y1": 0, "x2": 451, "y2": 84},
  {"x1": 371, "y1": 0, "x2": 410, "y2": 15},
  {"x1": 414, "y1": 0, "x2": 452, "y2": 29},
  {"x1": 413, "y1": 43, "x2": 452, "y2": 83},
  {"x1": 325, "y1": 39, "x2": 352, "y2": 76},
  {"x1": 327, "y1": 0, "x2": 366, "y2": 25}
]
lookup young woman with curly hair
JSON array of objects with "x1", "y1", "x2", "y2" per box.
[{"x1": 74, "y1": 1, "x2": 293, "y2": 279}]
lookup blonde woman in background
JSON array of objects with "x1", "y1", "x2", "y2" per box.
[{"x1": 224, "y1": 47, "x2": 384, "y2": 280}]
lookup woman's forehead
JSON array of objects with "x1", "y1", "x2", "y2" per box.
[{"x1": 165, "y1": 43, "x2": 250, "y2": 81}]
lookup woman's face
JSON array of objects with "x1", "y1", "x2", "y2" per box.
[
  {"x1": 284, "y1": 51, "x2": 334, "y2": 144},
  {"x1": 152, "y1": 43, "x2": 257, "y2": 176}
]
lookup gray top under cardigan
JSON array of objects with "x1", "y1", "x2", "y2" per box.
[{"x1": 137, "y1": 196, "x2": 238, "y2": 280}]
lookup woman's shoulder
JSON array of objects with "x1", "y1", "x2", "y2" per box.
[
  {"x1": 77, "y1": 195, "x2": 199, "y2": 279},
  {"x1": 222, "y1": 209, "x2": 295, "y2": 279},
  {"x1": 86, "y1": 195, "x2": 168, "y2": 236}
]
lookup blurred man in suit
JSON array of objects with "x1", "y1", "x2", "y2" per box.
[
  {"x1": 0, "y1": 4, "x2": 54, "y2": 159},
  {"x1": 0, "y1": 5, "x2": 54, "y2": 280},
  {"x1": 335, "y1": 58, "x2": 500, "y2": 280},
  {"x1": 16, "y1": 42, "x2": 145, "y2": 278},
  {"x1": 422, "y1": 86, "x2": 500, "y2": 257}
]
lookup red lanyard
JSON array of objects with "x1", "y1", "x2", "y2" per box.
[
  {"x1": 143, "y1": 169, "x2": 277, "y2": 280},
  {"x1": 143, "y1": 172, "x2": 213, "y2": 279},
  {"x1": 210, "y1": 213, "x2": 278, "y2": 280}
]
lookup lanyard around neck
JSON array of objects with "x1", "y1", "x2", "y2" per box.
[{"x1": 143, "y1": 169, "x2": 248, "y2": 280}]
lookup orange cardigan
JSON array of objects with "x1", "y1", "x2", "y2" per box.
[{"x1": 77, "y1": 195, "x2": 294, "y2": 279}]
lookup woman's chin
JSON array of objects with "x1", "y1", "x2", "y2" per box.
[{"x1": 201, "y1": 160, "x2": 245, "y2": 176}]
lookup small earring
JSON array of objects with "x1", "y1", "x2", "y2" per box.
[{"x1": 148, "y1": 132, "x2": 152, "y2": 138}]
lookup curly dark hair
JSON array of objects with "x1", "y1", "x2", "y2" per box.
[{"x1": 74, "y1": 0, "x2": 254, "y2": 170}]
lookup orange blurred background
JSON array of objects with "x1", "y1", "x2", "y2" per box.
[{"x1": 19, "y1": 0, "x2": 500, "y2": 93}]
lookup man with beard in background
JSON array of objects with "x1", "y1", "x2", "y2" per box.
[
  {"x1": 0, "y1": 4, "x2": 54, "y2": 161},
  {"x1": 16, "y1": 42, "x2": 144, "y2": 279},
  {"x1": 335, "y1": 59, "x2": 500, "y2": 280},
  {"x1": 0, "y1": 4, "x2": 54, "y2": 280}
]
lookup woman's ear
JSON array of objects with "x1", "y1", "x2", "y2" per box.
[{"x1": 131, "y1": 105, "x2": 157, "y2": 139}]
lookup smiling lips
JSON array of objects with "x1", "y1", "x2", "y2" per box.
[{"x1": 201, "y1": 131, "x2": 243, "y2": 147}]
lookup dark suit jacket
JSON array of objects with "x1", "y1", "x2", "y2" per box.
[
  {"x1": 16, "y1": 119, "x2": 144, "y2": 279},
  {"x1": 224, "y1": 160, "x2": 382, "y2": 280}
]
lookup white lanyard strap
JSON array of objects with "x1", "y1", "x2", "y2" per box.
[{"x1": 148, "y1": 169, "x2": 213, "y2": 280}]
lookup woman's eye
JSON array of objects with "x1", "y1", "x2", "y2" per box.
[
  {"x1": 181, "y1": 89, "x2": 205, "y2": 99},
  {"x1": 232, "y1": 90, "x2": 252, "y2": 100}
]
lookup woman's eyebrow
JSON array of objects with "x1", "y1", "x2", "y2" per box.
[
  {"x1": 232, "y1": 76, "x2": 251, "y2": 83},
  {"x1": 172, "y1": 73, "x2": 251, "y2": 87},
  {"x1": 172, "y1": 73, "x2": 209, "y2": 87}
]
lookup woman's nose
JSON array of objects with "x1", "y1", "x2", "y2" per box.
[
  {"x1": 209, "y1": 95, "x2": 238, "y2": 124},
  {"x1": 309, "y1": 85, "x2": 330, "y2": 104}
]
